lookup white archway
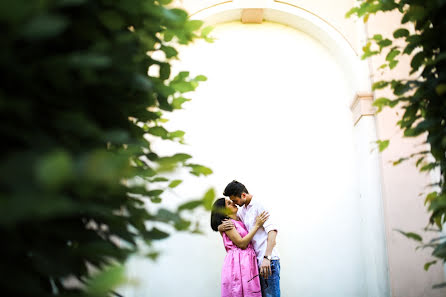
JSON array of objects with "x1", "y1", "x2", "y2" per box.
[{"x1": 191, "y1": 1, "x2": 370, "y2": 95}]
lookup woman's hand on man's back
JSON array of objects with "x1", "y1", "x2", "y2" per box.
[{"x1": 218, "y1": 219, "x2": 235, "y2": 232}]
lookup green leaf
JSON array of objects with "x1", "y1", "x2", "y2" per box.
[
  {"x1": 395, "y1": 230, "x2": 423, "y2": 242},
  {"x1": 372, "y1": 80, "x2": 389, "y2": 90},
  {"x1": 378, "y1": 39, "x2": 392, "y2": 50},
  {"x1": 424, "y1": 261, "x2": 437, "y2": 271},
  {"x1": 157, "y1": 153, "x2": 193, "y2": 171},
  {"x1": 57, "y1": 0, "x2": 87, "y2": 6},
  {"x1": 410, "y1": 51, "x2": 425, "y2": 73},
  {"x1": 392, "y1": 157, "x2": 408, "y2": 166},
  {"x1": 159, "y1": 63, "x2": 171, "y2": 80},
  {"x1": 166, "y1": 8, "x2": 188, "y2": 24},
  {"x1": 185, "y1": 20, "x2": 203, "y2": 31},
  {"x1": 147, "y1": 189, "x2": 163, "y2": 196},
  {"x1": 376, "y1": 139, "x2": 390, "y2": 152},
  {"x1": 432, "y1": 52, "x2": 446, "y2": 64},
  {"x1": 392, "y1": 81, "x2": 411, "y2": 95},
  {"x1": 169, "y1": 130, "x2": 185, "y2": 139},
  {"x1": 164, "y1": 30, "x2": 174, "y2": 42},
  {"x1": 146, "y1": 251, "x2": 161, "y2": 260},
  {"x1": 432, "y1": 283, "x2": 446, "y2": 289},
  {"x1": 172, "y1": 97, "x2": 191, "y2": 109},
  {"x1": 22, "y1": 14, "x2": 68, "y2": 40},
  {"x1": 357, "y1": 3, "x2": 371, "y2": 17},
  {"x1": 404, "y1": 35, "x2": 422, "y2": 55},
  {"x1": 386, "y1": 49, "x2": 401, "y2": 61},
  {"x1": 363, "y1": 13, "x2": 370, "y2": 23},
  {"x1": 201, "y1": 26, "x2": 214, "y2": 37},
  {"x1": 187, "y1": 164, "x2": 213, "y2": 176},
  {"x1": 174, "y1": 219, "x2": 191, "y2": 230},
  {"x1": 372, "y1": 34, "x2": 383, "y2": 41},
  {"x1": 194, "y1": 75, "x2": 207, "y2": 82},
  {"x1": 420, "y1": 163, "x2": 437, "y2": 172},
  {"x1": 132, "y1": 74, "x2": 153, "y2": 91},
  {"x1": 161, "y1": 45, "x2": 178, "y2": 58},
  {"x1": 433, "y1": 242, "x2": 446, "y2": 258},
  {"x1": 159, "y1": 153, "x2": 192, "y2": 163},
  {"x1": 202, "y1": 188, "x2": 216, "y2": 210},
  {"x1": 345, "y1": 7, "x2": 358, "y2": 18},
  {"x1": 393, "y1": 28, "x2": 409, "y2": 38},
  {"x1": 362, "y1": 50, "x2": 379, "y2": 59},
  {"x1": 373, "y1": 97, "x2": 392, "y2": 113},
  {"x1": 86, "y1": 265, "x2": 125, "y2": 296},
  {"x1": 435, "y1": 84, "x2": 446, "y2": 96},
  {"x1": 425, "y1": 191, "x2": 438, "y2": 206},
  {"x1": 404, "y1": 127, "x2": 423, "y2": 137},
  {"x1": 0, "y1": 0, "x2": 34, "y2": 23},
  {"x1": 148, "y1": 126, "x2": 169, "y2": 138},
  {"x1": 171, "y1": 71, "x2": 190, "y2": 82},
  {"x1": 156, "y1": 95, "x2": 172, "y2": 112},
  {"x1": 145, "y1": 228, "x2": 170, "y2": 239},
  {"x1": 99, "y1": 10, "x2": 125, "y2": 30},
  {"x1": 151, "y1": 197, "x2": 162, "y2": 203},
  {"x1": 389, "y1": 60, "x2": 399, "y2": 69},
  {"x1": 35, "y1": 151, "x2": 73, "y2": 190},
  {"x1": 170, "y1": 81, "x2": 196, "y2": 93},
  {"x1": 152, "y1": 177, "x2": 169, "y2": 182},
  {"x1": 416, "y1": 157, "x2": 425, "y2": 168},
  {"x1": 178, "y1": 200, "x2": 203, "y2": 211},
  {"x1": 405, "y1": 5, "x2": 426, "y2": 23},
  {"x1": 69, "y1": 53, "x2": 112, "y2": 69},
  {"x1": 168, "y1": 180, "x2": 182, "y2": 188}
]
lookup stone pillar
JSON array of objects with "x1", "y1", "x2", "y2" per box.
[{"x1": 351, "y1": 92, "x2": 391, "y2": 297}]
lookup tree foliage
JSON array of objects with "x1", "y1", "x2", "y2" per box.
[
  {"x1": 0, "y1": 0, "x2": 214, "y2": 296},
  {"x1": 347, "y1": 0, "x2": 446, "y2": 284}
]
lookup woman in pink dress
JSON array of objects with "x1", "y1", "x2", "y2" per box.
[{"x1": 211, "y1": 197, "x2": 269, "y2": 297}]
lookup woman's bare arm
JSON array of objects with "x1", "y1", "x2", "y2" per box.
[{"x1": 224, "y1": 211, "x2": 269, "y2": 249}]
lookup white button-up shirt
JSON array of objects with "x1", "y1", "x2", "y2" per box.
[{"x1": 237, "y1": 197, "x2": 280, "y2": 266}]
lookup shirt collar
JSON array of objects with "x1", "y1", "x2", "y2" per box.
[{"x1": 243, "y1": 196, "x2": 256, "y2": 209}]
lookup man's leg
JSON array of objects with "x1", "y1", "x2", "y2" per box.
[{"x1": 259, "y1": 260, "x2": 280, "y2": 297}]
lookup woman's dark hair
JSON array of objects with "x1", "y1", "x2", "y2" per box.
[
  {"x1": 223, "y1": 180, "x2": 249, "y2": 197},
  {"x1": 210, "y1": 198, "x2": 229, "y2": 232}
]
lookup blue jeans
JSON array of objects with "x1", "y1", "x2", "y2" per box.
[{"x1": 260, "y1": 259, "x2": 280, "y2": 297}]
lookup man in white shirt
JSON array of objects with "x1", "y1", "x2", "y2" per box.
[{"x1": 218, "y1": 180, "x2": 280, "y2": 297}]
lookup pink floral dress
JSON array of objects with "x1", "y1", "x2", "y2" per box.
[{"x1": 221, "y1": 219, "x2": 262, "y2": 297}]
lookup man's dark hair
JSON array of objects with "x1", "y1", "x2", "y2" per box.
[
  {"x1": 210, "y1": 198, "x2": 229, "y2": 231},
  {"x1": 223, "y1": 180, "x2": 249, "y2": 197}
]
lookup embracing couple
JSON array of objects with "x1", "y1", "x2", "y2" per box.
[{"x1": 211, "y1": 180, "x2": 280, "y2": 297}]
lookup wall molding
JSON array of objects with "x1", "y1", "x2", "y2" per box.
[{"x1": 350, "y1": 92, "x2": 376, "y2": 125}]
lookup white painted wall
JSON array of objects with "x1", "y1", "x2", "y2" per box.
[
  {"x1": 121, "y1": 21, "x2": 367, "y2": 297},
  {"x1": 354, "y1": 115, "x2": 390, "y2": 297}
]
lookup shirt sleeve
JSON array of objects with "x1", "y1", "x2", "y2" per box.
[{"x1": 256, "y1": 201, "x2": 278, "y2": 234}]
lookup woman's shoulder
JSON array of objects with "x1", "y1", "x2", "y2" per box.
[
  {"x1": 231, "y1": 218, "x2": 243, "y2": 225},
  {"x1": 225, "y1": 219, "x2": 245, "y2": 231},
  {"x1": 232, "y1": 218, "x2": 248, "y2": 230}
]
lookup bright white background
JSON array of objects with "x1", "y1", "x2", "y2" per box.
[{"x1": 121, "y1": 21, "x2": 365, "y2": 296}]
